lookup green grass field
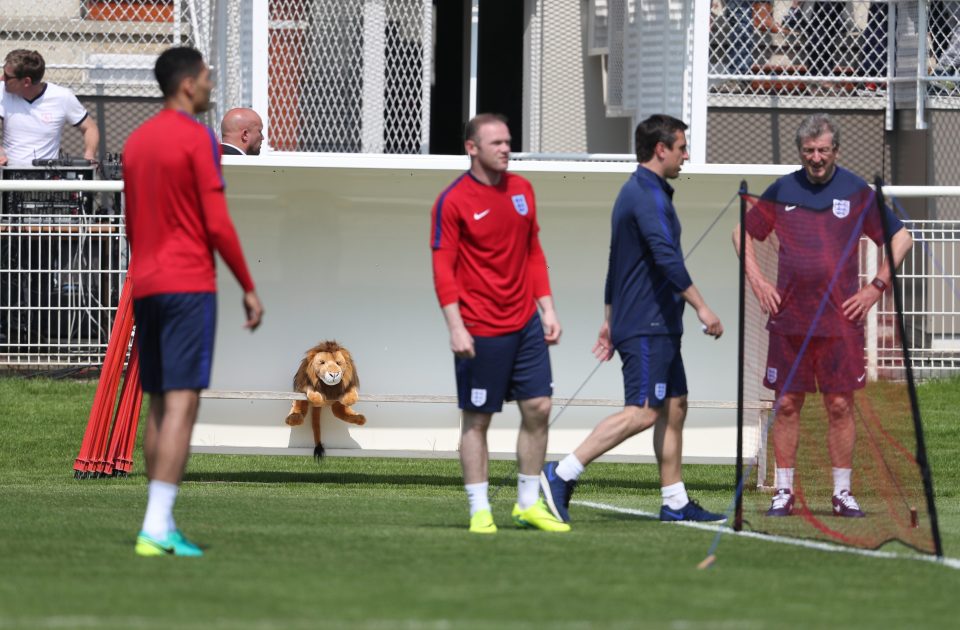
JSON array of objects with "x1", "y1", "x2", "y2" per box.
[{"x1": 1, "y1": 375, "x2": 958, "y2": 629}]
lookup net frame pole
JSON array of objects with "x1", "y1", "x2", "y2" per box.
[
  {"x1": 874, "y1": 176, "x2": 943, "y2": 558},
  {"x1": 735, "y1": 180, "x2": 748, "y2": 532}
]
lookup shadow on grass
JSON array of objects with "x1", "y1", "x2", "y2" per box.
[
  {"x1": 182, "y1": 470, "x2": 467, "y2": 487},
  {"x1": 579, "y1": 478, "x2": 734, "y2": 493},
  {"x1": 586, "y1": 509, "x2": 659, "y2": 523},
  {"x1": 180, "y1": 470, "x2": 735, "y2": 493}
]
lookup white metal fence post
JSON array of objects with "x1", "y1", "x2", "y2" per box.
[
  {"x1": 361, "y1": 0, "x2": 387, "y2": 154},
  {"x1": 251, "y1": 0, "x2": 271, "y2": 153}
]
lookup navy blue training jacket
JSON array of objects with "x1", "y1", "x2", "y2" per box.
[{"x1": 605, "y1": 165, "x2": 693, "y2": 344}]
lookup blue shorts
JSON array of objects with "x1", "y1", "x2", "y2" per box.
[
  {"x1": 455, "y1": 313, "x2": 553, "y2": 413},
  {"x1": 618, "y1": 335, "x2": 687, "y2": 408},
  {"x1": 133, "y1": 292, "x2": 217, "y2": 394}
]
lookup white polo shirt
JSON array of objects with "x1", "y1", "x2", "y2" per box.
[{"x1": 0, "y1": 82, "x2": 89, "y2": 166}]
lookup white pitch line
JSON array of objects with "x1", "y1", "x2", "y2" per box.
[{"x1": 573, "y1": 500, "x2": 960, "y2": 570}]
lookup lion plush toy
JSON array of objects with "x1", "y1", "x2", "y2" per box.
[{"x1": 285, "y1": 340, "x2": 365, "y2": 459}]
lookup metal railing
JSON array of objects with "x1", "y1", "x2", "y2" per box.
[
  {"x1": 1, "y1": 179, "x2": 126, "y2": 367},
  {"x1": 865, "y1": 219, "x2": 960, "y2": 380}
]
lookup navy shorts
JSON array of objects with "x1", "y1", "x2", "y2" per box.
[
  {"x1": 455, "y1": 313, "x2": 553, "y2": 413},
  {"x1": 133, "y1": 292, "x2": 217, "y2": 394},
  {"x1": 764, "y1": 332, "x2": 866, "y2": 394},
  {"x1": 618, "y1": 335, "x2": 687, "y2": 408}
]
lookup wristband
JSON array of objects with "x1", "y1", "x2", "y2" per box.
[{"x1": 870, "y1": 277, "x2": 888, "y2": 292}]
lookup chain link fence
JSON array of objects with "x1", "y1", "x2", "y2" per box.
[
  {"x1": 267, "y1": 0, "x2": 431, "y2": 153},
  {"x1": 707, "y1": 1, "x2": 960, "y2": 110},
  {"x1": 927, "y1": 1, "x2": 960, "y2": 104},
  {"x1": 709, "y1": 1, "x2": 891, "y2": 106},
  {"x1": 0, "y1": 0, "x2": 220, "y2": 156}
]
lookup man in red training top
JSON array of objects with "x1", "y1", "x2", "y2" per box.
[
  {"x1": 123, "y1": 46, "x2": 264, "y2": 557},
  {"x1": 430, "y1": 113, "x2": 568, "y2": 534}
]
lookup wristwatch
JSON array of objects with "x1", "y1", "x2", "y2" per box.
[{"x1": 870, "y1": 277, "x2": 888, "y2": 292}]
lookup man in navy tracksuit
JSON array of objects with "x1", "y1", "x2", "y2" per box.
[{"x1": 541, "y1": 114, "x2": 727, "y2": 524}]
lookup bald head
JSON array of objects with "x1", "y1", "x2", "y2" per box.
[{"x1": 220, "y1": 108, "x2": 264, "y2": 155}]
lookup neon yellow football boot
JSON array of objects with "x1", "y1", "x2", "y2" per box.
[
  {"x1": 512, "y1": 499, "x2": 571, "y2": 532},
  {"x1": 135, "y1": 530, "x2": 204, "y2": 557},
  {"x1": 469, "y1": 509, "x2": 498, "y2": 534}
]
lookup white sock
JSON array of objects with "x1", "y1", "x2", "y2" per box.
[
  {"x1": 555, "y1": 454, "x2": 585, "y2": 482},
  {"x1": 832, "y1": 468, "x2": 852, "y2": 496},
  {"x1": 465, "y1": 481, "x2": 490, "y2": 516},
  {"x1": 142, "y1": 480, "x2": 178, "y2": 539},
  {"x1": 661, "y1": 481, "x2": 689, "y2": 510},
  {"x1": 775, "y1": 467, "x2": 795, "y2": 492},
  {"x1": 517, "y1": 474, "x2": 540, "y2": 510}
]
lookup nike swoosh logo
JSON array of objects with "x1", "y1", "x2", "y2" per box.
[
  {"x1": 145, "y1": 539, "x2": 175, "y2": 554},
  {"x1": 857, "y1": 373, "x2": 866, "y2": 383},
  {"x1": 662, "y1": 509, "x2": 684, "y2": 519},
  {"x1": 547, "y1": 468, "x2": 557, "y2": 481},
  {"x1": 785, "y1": 205, "x2": 797, "y2": 212},
  {"x1": 473, "y1": 209, "x2": 490, "y2": 220}
]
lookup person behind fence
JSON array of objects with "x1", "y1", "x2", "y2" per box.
[
  {"x1": 725, "y1": 1, "x2": 756, "y2": 78},
  {"x1": 858, "y1": 1, "x2": 888, "y2": 90},
  {"x1": 782, "y1": 1, "x2": 846, "y2": 93},
  {"x1": 540, "y1": 115, "x2": 727, "y2": 526},
  {"x1": 430, "y1": 112, "x2": 569, "y2": 534},
  {"x1": 220, "y1": 107, "x2": 264, "y2": 156},
  {"x1": 0, "y1": 49, "x2": 100, "y2": 167},
  {"x1": 732, "y1": 113, "x2": 913, "y2": 518},
  {"x1": 933, "y1": 0, "x2": 960, "y2": 77},
  {"x1": 124, "y1": 46, "x2": 265, "y2": 557}
]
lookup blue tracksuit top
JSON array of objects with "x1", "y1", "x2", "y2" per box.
[{"x1": 605, "y1": 165, "x2": 693, "y2": 344}]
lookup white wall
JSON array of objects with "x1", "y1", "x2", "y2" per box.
[{"x1": 193, "y1": 155, "x2": 793, "y2": 463}]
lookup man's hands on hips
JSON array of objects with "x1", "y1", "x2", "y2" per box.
[{"x1": 842, "y1": 284, "x2": 882, "y2": 322}]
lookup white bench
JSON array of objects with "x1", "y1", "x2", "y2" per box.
[
  {"x1": 200, "y1": 390, "x2": 771, "y2": 409},
  {"x1": 193, "y1": 390, "x2": 772, "y2": 469}
]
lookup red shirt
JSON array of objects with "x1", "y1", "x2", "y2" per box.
[
  {"x1": 123, "y1": 109, "x2": 254, "y2": 299},
  {"x1": 430, "y1": 171, "x2": 551, "y2": 336}
]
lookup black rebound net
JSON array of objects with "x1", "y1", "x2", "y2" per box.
[{"x1": 735, "y1": 181, "x2": 941, "y2": 555}]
